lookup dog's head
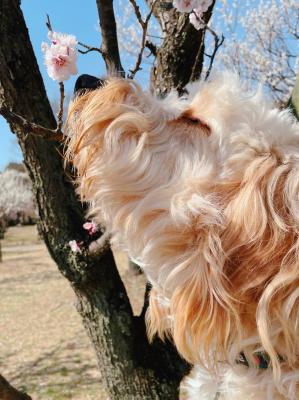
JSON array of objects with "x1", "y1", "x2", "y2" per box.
[{"x1": 66, "y1": 73, "x2": 299, "y2": 380}]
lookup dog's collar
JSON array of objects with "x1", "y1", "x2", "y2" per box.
[{"x1": 237, "y1": 352, "x2": 270, "y2": 369}]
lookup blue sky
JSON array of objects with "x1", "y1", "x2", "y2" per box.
[{"x1": 0, "y1": 0, "x2": 115, "y2": 170}]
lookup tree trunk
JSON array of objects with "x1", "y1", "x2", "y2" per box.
[
  {"x1": 0, "y1": 0, "x2": 188, "y2": 398},
  {"x1": 148, "y1": 0, "x2": 215, "y2": 95}
]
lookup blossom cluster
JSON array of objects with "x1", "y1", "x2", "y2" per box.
[
  {"x1": 41, "y1": 31, "x2": 78, "y2": 82},
  {"x1": 173, "y1": 0, "x2": 213, "y2": 30}
]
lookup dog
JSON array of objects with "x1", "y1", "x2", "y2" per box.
[{"x1": 66, "y1": 73, "x2": 299, "y2": 400}]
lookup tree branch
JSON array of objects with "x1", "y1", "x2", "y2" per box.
[
  {"x1": 145, "y1": 40, "x2": 157, "y2": 57},
  {"x1": 46, "y1": 14, "x2": 52, "y2": 32},
  {"x1": 128, "y1": 0, "x2": 157, "y2": 79},
  {"x1": 78, "y1": 41, "x2": 103, "y2": 55},
  {"x1": 204, "y1": 27, "x2": 224, "y2": 80},
  {"x1": 57, "y1": 82, "x2": 64, "y2": 131},
  {"x1": 45, "y1": 15, "x2": 66, "y2": 133},
  {"x1": 96, "y1": 0, "x2": 125, "y2": 77},
  {"x1": 0, "y1": 374, "x2": 32, "y2": 400},
  {"x1": 0, "y1": 105, "x2": 63, "y2": 141}
]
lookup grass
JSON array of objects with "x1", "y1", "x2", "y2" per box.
[{"x1": 0, "y1": 225, "x2": 146, "y2": 399}]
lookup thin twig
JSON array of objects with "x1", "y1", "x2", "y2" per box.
[
  {"x1": 96, "y1": 0, "x2": 125, "y2": 77},
  {"x1": 129, "y1": 0, "x2": 145, "y2": 29},
  {"x1": 205, "y1": 27, "x2": 224, "y2": 80},
  {"x1": 145, "y1": 40, "x2": 157, "y2": 57},
  {"x1": 57, "y1": 82, "x2": 65, "y2": 131},
  {"x1": 0, "y1": 106, "x2": 63, "y2": 141},
  {"x1": 78, "y1": 41, "x2": 103, "y2": 55},
  {"x1": 128, "y1": 0, "x2": 157, "y2": 79},
  {"x1": 46, "y1": 14, "x2": 52, "y2": 31},
  {"x1": 45, "y1": 15, "x2": 67, "y2": 134}
]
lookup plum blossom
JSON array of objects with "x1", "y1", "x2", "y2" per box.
[
  {"x1": 69, "y1": 240, "x2": 81, "y2": 253},
  {"x1": 217, "y1": 0, "x2": 298, "y2": 104},
  {"x1": 173, "y1": 0, "x2": 212, "y2": 29},
  {"x1": 41, "y1": 31, "x2": 78, "y2": 82},
  {"x1": 173, "y1": 0, "x2": 199, "y2": 13},
  {"x1": 83, "y1": 221, "x2": 98, "y2": 236},
  {"x1": 189, "y1": 8, "x2": 206, "y2": 30},
  {"x1": 199, "y1": 0, "x2": 213, "y2": 12}
]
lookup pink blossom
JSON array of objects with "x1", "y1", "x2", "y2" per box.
[
  {"x1": 173, "y1": 0, "x2": 212, "y2": 13},
  {"x1": 41, "y1": 31, "x2": 78, "y2": 82},
  {"x1": 199, "y1": 0, "x2": 212, "y2": 12},
  {"x1": 189, "y1": 8, "x2": 206, "y2": 30},
  {"x1": 83, "y1": 221, "x2": 98, "y2": 236},
  {"x1": 173, "y1": 0, "x2": 199, "y2": 13},
  {"x1": 69, "y1": 240, "x2": 81, "y2": 253}
]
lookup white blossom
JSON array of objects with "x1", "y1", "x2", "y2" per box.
[
  {"x1": 69, "y1": 240, "x2": 81, "y2": 253},
  {"x1": 173, "y1": 0, "x2": 199, "y2": 13},
  {"x1": 198, "y1": 0, "x2": 213, "y2": 12},
  {"x1": 0, "y1": 167, "x2": 35, "y2": 223},
  {"x1": 213, "y1": 0, "x2": 298, "y2": 104},
  {"x1": 189, "y1": 8, "x2": 206, "y2": 30},
  {"x1": 41, "y1": 31, "x2": 78, "y2": 82}
]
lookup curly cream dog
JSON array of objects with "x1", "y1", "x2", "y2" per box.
[{"x1": 66, "y1": 73, "x2": 299, "y2": 400}]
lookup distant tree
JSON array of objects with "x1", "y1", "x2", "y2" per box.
[
  {"x1": 0, "y1": 168, "x2": 36, "y2": 225},
  {"x1": 217, "y1": 0, "x2": 298, "y2": 104}
]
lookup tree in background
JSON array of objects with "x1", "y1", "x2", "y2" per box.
[
  {"x1": 0, "y1": 0, "x2": 298, "y2": 399},
  {"x1": 0, "y1": 164, "x2": 36, "y2": 226},
  {"x1": 217, "y1": 0, "x2": 298, "y2": 104}
]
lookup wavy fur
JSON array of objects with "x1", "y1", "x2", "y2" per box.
[{"x1": 66, "y1": 73, "x2": 299, "y2": 399}]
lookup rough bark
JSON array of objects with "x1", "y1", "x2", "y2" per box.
[
  {"x1": 96, "y1": 0, "x2": 125, "y2": 77},
  {"x1": 0, "y1": 374, "x2": 32, "y2": 400},
  {"x1": 148, "y1": 0, "x2": 215, "y2": 95},
  {"x1": 0, "y1": 0, "x2": 187, "y2": 398}
]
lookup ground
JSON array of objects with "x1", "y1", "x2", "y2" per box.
[{"x1": 0, "y1": 225, "x2": 146, "y2": 399}]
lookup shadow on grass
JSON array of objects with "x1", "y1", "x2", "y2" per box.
[{"x1": 8, "y1": 339, "x2": 101, "y2": 399}]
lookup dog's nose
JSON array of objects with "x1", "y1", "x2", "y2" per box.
[{"x1": 74, "y1": 74, "x2": 105, "y2": 94}]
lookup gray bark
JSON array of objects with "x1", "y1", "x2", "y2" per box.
[
  {"x1": 96, "y1": 0, "x2": 125, "y2": 77},
  {"x1": 148, "y1": 0, "x2": 216, "y2": 95}
]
